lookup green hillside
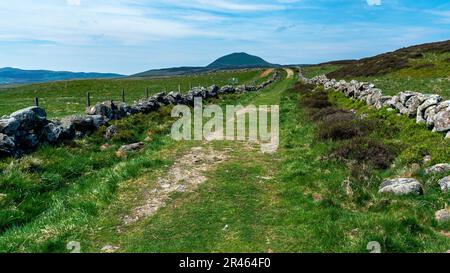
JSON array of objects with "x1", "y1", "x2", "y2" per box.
[
  {"x1": 0, "y1": 69, "x2": 263, "y2": 118},
  {"x1": 207, "y1": 52, "x2": 276, "y2": 69}
]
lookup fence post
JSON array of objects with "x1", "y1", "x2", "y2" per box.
[
  {"x1": 146, "y1": 87, "x2": 149, "y2": 99},
  {"x1": 121, "y1": 89, "x2": 125, "y2": 103},
  {"x1": 178, "y1": 84, "x2": 181, "y2": 92},
  {"x1": 34, "y1": 97, "x2": 39, "y2": 107},
  {"x1": 86, "y1": 92, "x2": 91, "y2": 107}
]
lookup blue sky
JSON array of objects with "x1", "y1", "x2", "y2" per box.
[{"x1": 0, "y1": 0, "x2": 449, "y2": 74}]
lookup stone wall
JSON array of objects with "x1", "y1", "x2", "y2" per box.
[
  {"x1": 0, "y1": 72, "x2": 279, "y2": 158},
  {"x1": 301, "y1": 73, "x2": 450, "y2": 139}
]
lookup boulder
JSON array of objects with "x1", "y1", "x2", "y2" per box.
[
  {"x1": 438, "y1": 176, "x2": 450, "y2": 192},
  {"x1": 105, "y1": 125, "x2": 118, "y2": 140},
  {"x1": 433, "y1": 108, "x2": 450, "y2": 132},
  {"x1": 435, "y1": 209, "x2": 450, "y2": 223},
  {"x1": 117, "y1": 142, "x2": 145, "y2": 156},
  {"x1": 207, "y1": 85, "x2": 219, "y2": 97},
  {"x1": 425, "y1": 163, "x2": 450, "y2": 175},
  {"x1": 9, "y1": 106, "x2": 48, "y2": 131},
  {"x1": 0, "y1": 133, "x2": 16, "y2": 156},
  {"x1": 41, "y1": 122, "x2": 64, "y2": 143},
  {"x1": 416, "y1": 95, "x2": 442, "y2": 124},
  {"x1": 61, "y1": 115, "x2": 105, "y2": 136},
  {"x1": 404, "y1": 94, "x2": 429, "y2": 118},
  {"x1": 399, "y1": 91, "x2": 420, "y2": 105},
  {"x1": 0, "y1": 117, "x2": 20, "y2": 135},
  {"x1": 379, "y1": 178, "x2": 424, "y2": 196},
  {"x1": 86, "y1": 101, "x2": 115, "y2": 120}
]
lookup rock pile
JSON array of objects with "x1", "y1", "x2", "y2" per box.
[
  {"x1": 0, "y1": 71, "x2": 279, "y2": 158},
  {"x1": 303, "y1": 75, "x2": 450, "y2": 138}
]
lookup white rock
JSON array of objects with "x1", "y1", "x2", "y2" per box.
[
  {"x1": 425, "y1": 164, "x2": 450, "y2": 175},
  {"x1": 438, "y1": 176, "x2": 450, "y2": 192},
  {"x1": 379, "y1": 178, "x2": 424, "y2": 196}
]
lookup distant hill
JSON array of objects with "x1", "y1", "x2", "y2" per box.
[
  {"x1": 0, "y1": 67, "x2": 124, "y2": 85},
  {"x1": 133, "y1": 52, "x2": 278, "y2": 78},
  {"x1": 207, "y1": 52, "x2": 275, "y2": 69},
  {"x1": 327, "y1": 40, "x2": 450, "y2": 78},
  {"x1": 132, "y1": 67, "x2": 211, "y2": 78}
]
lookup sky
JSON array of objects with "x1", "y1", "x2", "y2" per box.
[{"x1": 0, "y1": 0, "x2": 450, "y2": 75}]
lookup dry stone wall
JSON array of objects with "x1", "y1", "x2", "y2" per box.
[
  {"x1": 301, "y1": 73, "x2": 450, "y2": 139},
  {"x1": 0, "y1": 72, "x2": 279, "y2": 158}
]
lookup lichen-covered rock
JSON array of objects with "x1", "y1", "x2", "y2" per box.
[
  {"x1": 425, "y1": 163, "x2": 450, "y2": 175},
  {"x1": 433, "y1": 108, "x2": 450, "y2": 132},
  {"x1": 379, "y1": 178, "x2": 424, "y2": 196},
  {"x1": 61, "y1": 115, "x2": 105, "y2": 136},
  {"x1": 0, "y1": 117, "x2": 20, "y2": 135},
  {"x1": 0, "y1": 133, "x2": 16, "y2": 156},
  {"x1": 438, "y1": 176, "x2": 450, "y2": 192},
  {"x1": 116, "y1": 142, "x2": 145, "y2": 157},
  {"x1": 86, "y1": 101, "x2": 114, "y2": 120},
  {"x1": 105, "y1": 125, "x2": 118, "y2": 140},
  {"x1": 10, "y1": 106, "x2": 47, "y2": 131},
  {"x1": 41, "y1": 122, "x2": 64, "y2": 143},
  {"x1": 416, "y1": 95, "x2": 442, "y2": 124}
]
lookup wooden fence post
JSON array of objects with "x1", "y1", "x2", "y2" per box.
[
  {"x1": 34, "y1": 97, "x2": 39, "y2": 107},
  {"x1": 178, "y1": 84, "x2": 181, "y2": 92},
  {"x1": 86, "y1": 92, "x2": 91, "y2": 107}
]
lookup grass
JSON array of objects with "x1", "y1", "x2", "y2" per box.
[
  {"x1": 310, "y1": 51, "x2": 450, "y2": 99},
  {"x1": 1, "y1": 69, "x2": 450, "y2": 253},
  {"x1": 301, "y1": 65, "x2": 342, "y2": 79},
  {"x1": 0, "y1": 69, "x2": 266, "y2": 118}
]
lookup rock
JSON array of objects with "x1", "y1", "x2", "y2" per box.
[
  {"x1": 91, "y1": 115, "x2": 107, "y2": 128},
  {"x1": 86, "y1": 101, "x2": 115, "y2": 120},
  {"x1": 435, "y1": 209, "x2": 450, "y2": 223},
  {"x1": 434, "y1": 108, "x2": 450, "y2": 132},
  {"x1": 17, "y1": 133, "x2": 39, "y2": 149},
  {"x1": 101, "y1": 245, "x2": 119, "y2": 253},
  {"x1": 105, "y1": 125, "x2": 118, "y2": 140},
  {"x1": 0, "y1": 117, "x2": 20, "y2": 135},
  {"x1": 438, "y1": 176, "x2": 450, "y2": 192},
  {"x1": 416, "y1": 95, "x2": 442, "y2": 123},
  {"x1": 0, "y1": 133, "x2": 16, "y2": 156},
  {"x1": 423, "y1": 155, "x2": 432, "y2": 164},
  {"x1": 41, "y1": 122, "x2": 64, "y2": 143},
  {"x1": 379, "y1": 178, "x2": 424, "y2": 196},
  {"x1": 425, "y1": 164, "x2": 450, "y2": 174},
  {"x1": 118, "y1": 142, "x2": 145, "y2": 153},
  {"x1": 399, "y1": 91, "x2": 420, "y2": 105},
  {"x1": 61, "y1": 115, "x2": 105, "y2": 135},
  {"x1": 10, "y1": 106, "x2": 47, "y2": 131},
  {"x1": 446, "y1": 131, "x2": 450, "y2": 139}
]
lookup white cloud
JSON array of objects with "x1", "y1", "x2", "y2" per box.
[
  {"x1": 367, "y1": 0, "x2": 382, "y2": 6},
  {"x1": 66, "y1": 0, "x2": 81, "y2": 6}
]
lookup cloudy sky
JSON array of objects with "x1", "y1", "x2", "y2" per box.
[{"x1": 0, "y1": 0, "x2": 449, "y2": 74}]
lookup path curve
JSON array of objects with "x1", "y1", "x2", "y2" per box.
[{"x1": 284, "y1": 68, "x2": 294, "y2": 79}]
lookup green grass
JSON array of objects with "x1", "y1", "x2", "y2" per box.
[
  {"x1": 304, "y1": 52, "x2": 450, "y2": 99},
  {"x1": 0, "y1": 69, "x2": 266, "y2": 118},
  {"x1": 301, "y1": 65, "x2": 342, "y2": 79},
  {"x1": 1, "y1": 69, "x2": 449, "y2": 253}
]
